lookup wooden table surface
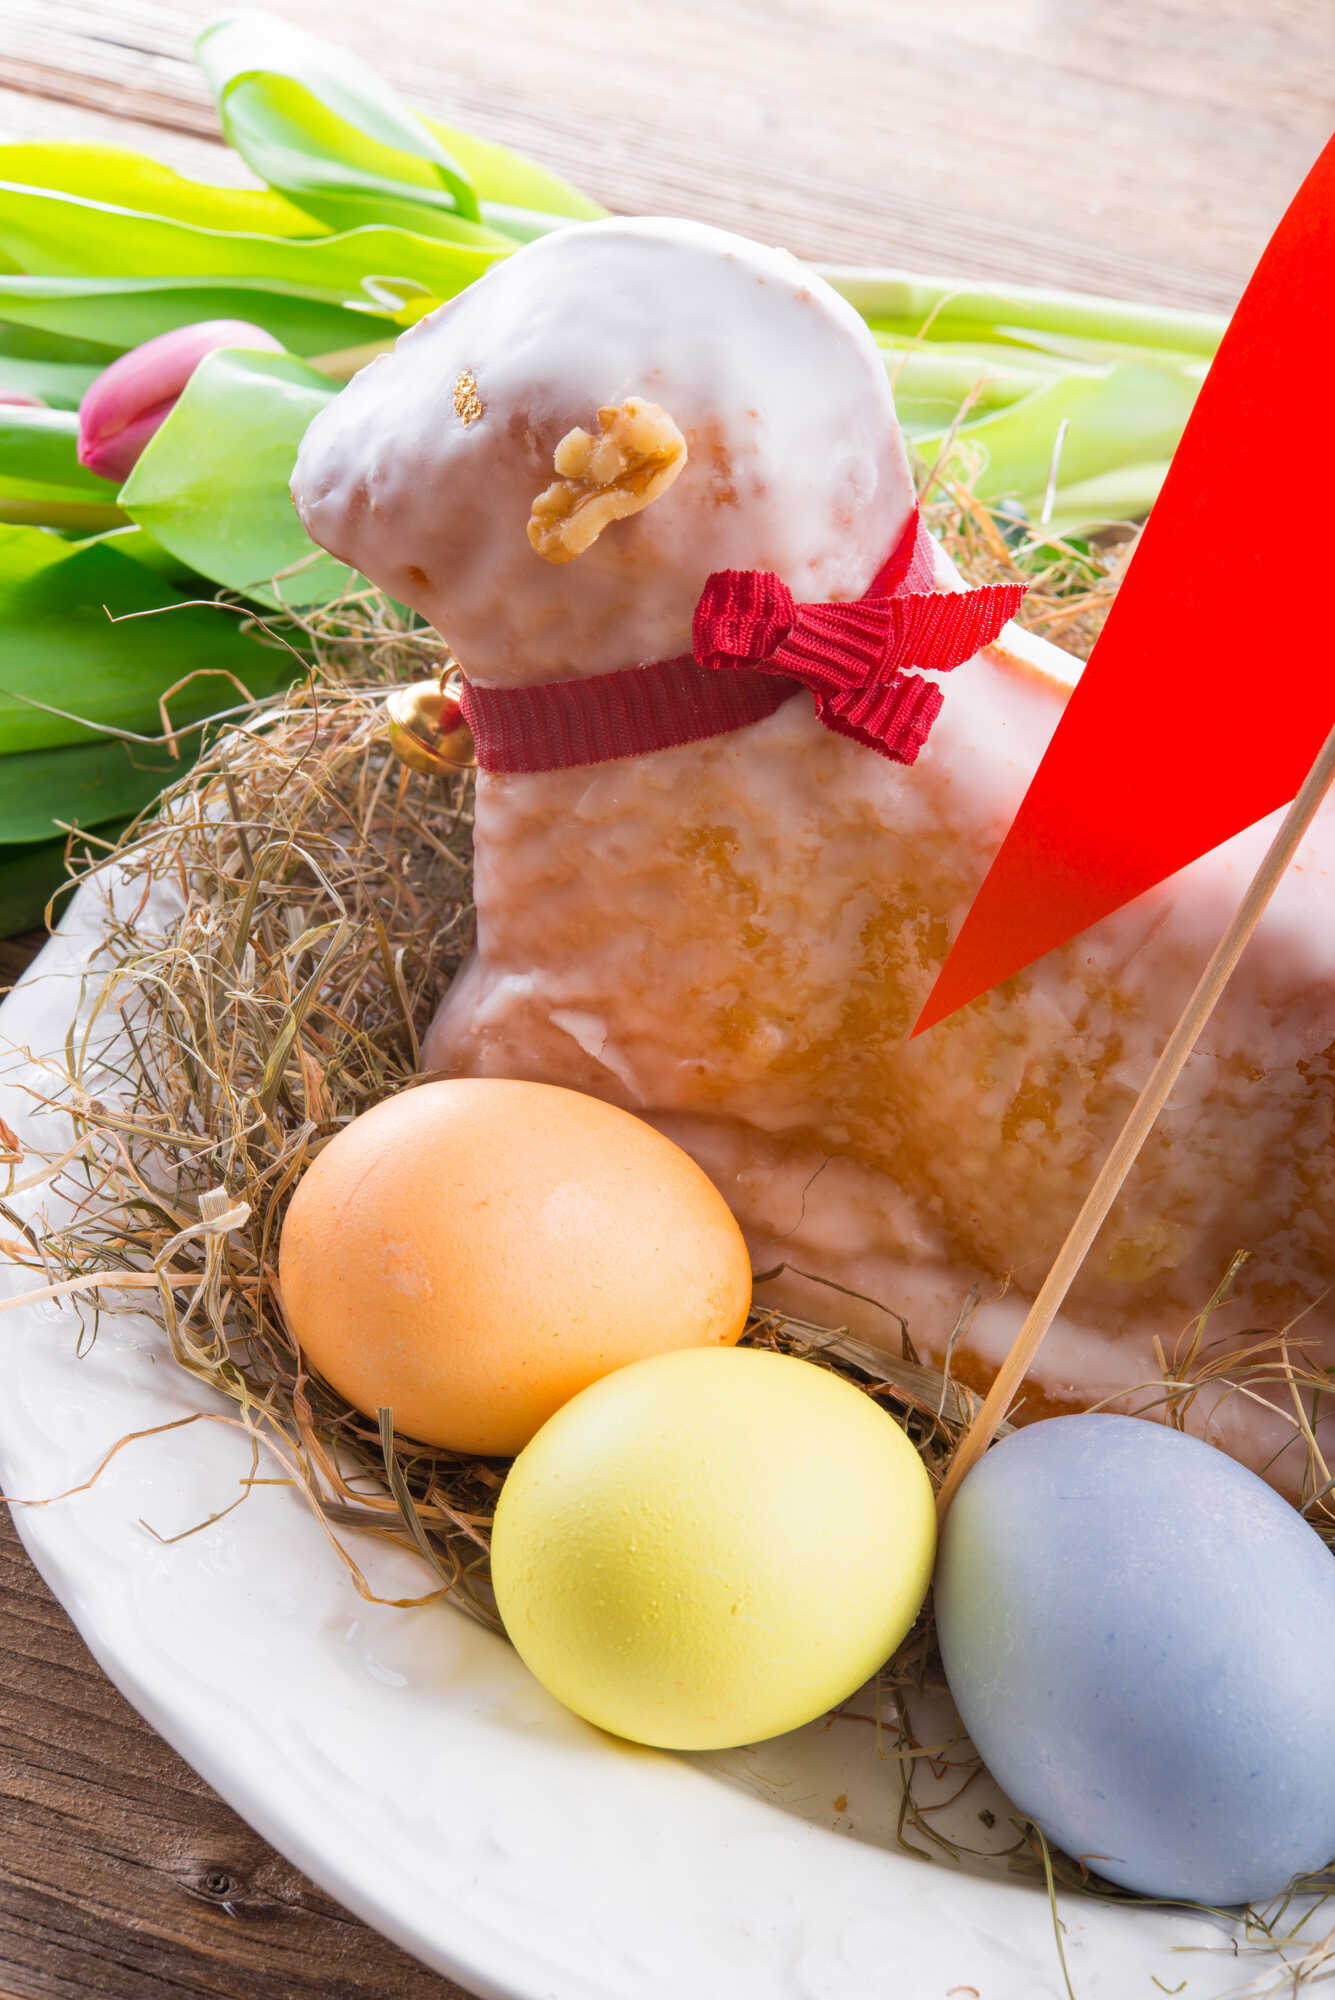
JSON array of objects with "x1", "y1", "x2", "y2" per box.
[{"x1": 0, "y1": 3, "x2": 1331, "y2": 1994}]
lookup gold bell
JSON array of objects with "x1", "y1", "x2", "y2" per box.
[{"x1": 385, "y1": 679, "x2": 476, "y2": 777}]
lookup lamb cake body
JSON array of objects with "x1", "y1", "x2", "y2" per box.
[{"x1": 293, "y1": 216, "x2": 1335, "y2": 1483}]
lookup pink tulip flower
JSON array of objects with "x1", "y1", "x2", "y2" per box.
[{"x1": 77, "y1": 320, "x2": 284, "y2": 483}]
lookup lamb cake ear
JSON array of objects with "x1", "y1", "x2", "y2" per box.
[{"x1": 527, "y1": 399, "x2": 688, "y2": 564}]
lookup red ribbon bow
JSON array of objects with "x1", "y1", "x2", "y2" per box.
[
  {"x1": 692, "y1": 511, "x2": 1027, "y2": 765},
  {"x1": 460, "y1": 508, "x2": 1026, "y2": 774}
]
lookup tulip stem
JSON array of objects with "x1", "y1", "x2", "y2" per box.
[{"x1": 0, "y1": 499, "x2": 129, "y2": 531}]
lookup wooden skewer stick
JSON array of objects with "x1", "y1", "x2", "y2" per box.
[{"x1": 935, "y1": 714, "x2": 1335, "y2": 1522}]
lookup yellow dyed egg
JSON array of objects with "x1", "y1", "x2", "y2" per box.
[
  {"x1": 491, "y1": 1345, "x2": 936, "y2": 1750},
  {"x1": 277, "y1": 1079, "x2": 752, "y2": 1455}
]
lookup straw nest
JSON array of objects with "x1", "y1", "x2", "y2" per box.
[{"x1": 2, "y1": 480, "x2": 1332, "y2": 1973}]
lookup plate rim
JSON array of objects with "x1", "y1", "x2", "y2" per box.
[{"x1": 0, "y1": 886, "x2": 1297, "y2": 2000}]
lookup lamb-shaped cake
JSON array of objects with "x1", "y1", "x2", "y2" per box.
[{"x1": 293, "y1": 217, "x2": 1335, "y2": 1483}]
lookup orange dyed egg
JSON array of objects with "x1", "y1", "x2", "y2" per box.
[{"x1": 277, "y1": 1078, "x2": 753, "y2": 1454}]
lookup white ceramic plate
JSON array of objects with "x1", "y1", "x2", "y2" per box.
[{"x1": 0, "y1": 879, "x2": 1319, "y2": 2000}]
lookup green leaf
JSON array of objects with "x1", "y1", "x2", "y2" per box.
[
  {"x1": 821, "y1": 265, "x2": 1225, "y2": 357},
  {"x1": 0, "y1": 183, "x2": 509, "y2": 299},
  {"x1": 423, "y1": 117, "x2": 604, "y2": 224},
  {"x1": 0, "y1": 141, "x2": 321, "y2": 237},
  {"x1": 0, "y1": 406, "x2": 132, "y2": 528},
  {"x1": 0, "y1": 816, "x2": 146, "y2": 933},
  {"x1": 878, "y1": 337, "x2": 1072, "y2": 433},
  {"x1": 0, "y1": 833, "x2": 78, "y2": 935},
  {"x1": 0, "y1": 524, "x2": 68, "y2": 589},
  {"x1": 0, "y1": 405, "x2": 109, "y2": 499},
  {"x1": 80, "y1": 523, "x2": 207, "y2": 586},
  {"x1": 0, "y1": 273, "x2": 398, "y2": 359},
  {"x1": 0, "y1": 314, "x2": 106, "y2": 404},
  {"x1": 0, "y1": 405, "x2": 131, "y2": 530},
  {"x1": 120, "y1": 346, "x2": 351, "y2": 607},
  {"x1": 197, "y1": 11, "x2": 482, "y2": 230},
  {"x1": 981, "y1": 326, "x2": 1212, "y2": 378},
  {"x1": 918, "y1": 362, "x2": 1198, "y2": 512},
  {"x1": 1041, "y1": 463, "x2": 1172, "y2": 539},
  {"x1": 0, "y1": 354, "x2": 100, "y2": 408},
  {"x1": 0, "y1": 735, "x2": 185, "y2": 844},
  {"x1": 0, "y1": 525, "x2": 299, "y2": 754},
  {"x1": 0, "y1": 322, "x2": 115, "y2": 366}
]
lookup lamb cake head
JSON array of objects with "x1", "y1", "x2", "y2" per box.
[
  {"x1": 292, "y1": 215, "x2": 917, "y2": 683},
  {"x1": 293, "y1": 218, "x2": 1335, "y2": 1492}
]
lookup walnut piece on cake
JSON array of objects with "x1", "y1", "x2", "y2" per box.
[
  {"x1": 527, "y1": 398, "x2": 687, "y2": 564},
  {"x1": 289, "y1": 217, "x2": 911, "y2": 680}
]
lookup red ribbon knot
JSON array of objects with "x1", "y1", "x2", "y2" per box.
[
  {"x1": 692, "y1": 535, "x2": 1027, "y2": 766},
  {"x1": 458, "y1": 508, "x2": 1027, "y2": 774}
]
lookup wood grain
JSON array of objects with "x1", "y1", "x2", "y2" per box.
[
  {"x1": 0, "y1": 2, "x2": 1333, "y2": 1992},
  {"x1": 3, "y1": 0, "x2": 1333, "y2": 308},
  {"x1": 0, "y1": 936, "x2": 45, "y2": 991},
  {"x1": 0, "y1": 1511, "x2": 469, "y2": 2000}
]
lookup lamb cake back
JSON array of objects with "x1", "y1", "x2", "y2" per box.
[{"x1": 292, "y1": 215, "x2": 1335, "y2": 1486}]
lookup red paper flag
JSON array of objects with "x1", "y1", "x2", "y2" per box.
[{"x1": 914, "y1": 135, "x2": 1335, "y2": 1038}]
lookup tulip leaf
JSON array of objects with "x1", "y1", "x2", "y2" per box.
[
  {"x1": 0, "y1": 142, "x2": 321, "y2": 237},
  {"x1": 0, "y1": 273, "x2": 397, "y2": 359},
  {"x1": 203, "y1": 87, "x2": 479, "y2": 243},
  {"x1": 916, "y1": 362, "x2": 1199, "y2": 514},
  {"x1": 197, "y1": 11, "x2": 482, "y2": 230},
  {"x1": 0, "y1": 525, "x2": 299, "y2": 755},
  {"x1": 0, "y1": 834, "x2": 79, "y2": 936},
  {"x1": 1041, "y1": 463, "x2": 1173, "y2": 540},
  {"x1": 0, "y1": 355, "x2": 100, "y2": 408},
  {"x1": 83, "y1": 523, "x2": 208, "y2": 587},
  {"x1": 0, "y1": 736, "x2": 186, "y2": 845},
  {"x1": 423, "y1": 117, "x2": 603, "y2": 224},
  {"x1": 825, "y1": 268, "x2": 1224, "y2": 358},
  {"x1": 0, "y1": 525, "x2": 68, "y2": 588},
  {"x1": 0, "y1": 322, "x2": 116, "y2": 366},
  {"x1": 120, "y1": 346, "x2": 351, "y2": 608},
  {"x1": 880, "y1": 337, "x2": 1070, "y2": 433},
  {"x1": 0, "y1": 818, "x2": 144, "y2": 933},
  {"x1": 0, "y1": 405, "x2": 131, "y2": 528},
  {"x1": 0, "y1": 184, "x2": 510, "y2": 299},
  {"x1": 0, "y1": 405, "x2": 111, "y2": 498}
]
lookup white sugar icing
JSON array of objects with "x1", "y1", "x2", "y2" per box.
[
  {"x1": 291, "y1": 217, "x2": 916, "y2": 679},
  {"x1": 423, "y1": 628, "x2": 1335, "y2": 1486},
  {"x1": 294, "y1": 218, "x2": 1334, "y2": 1486}
]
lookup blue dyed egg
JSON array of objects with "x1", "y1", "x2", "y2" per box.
[{"x1": 935, "y1": 1414, "x2": 1335, "y2": 1906}]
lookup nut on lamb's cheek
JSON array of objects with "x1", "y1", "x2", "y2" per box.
[
  {"x1": 291, "y1": 217, "x2": 912, "y2": 679},
  {"x1": 425, "y1": 640, "x2": 1335, "y2": 1481}
]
